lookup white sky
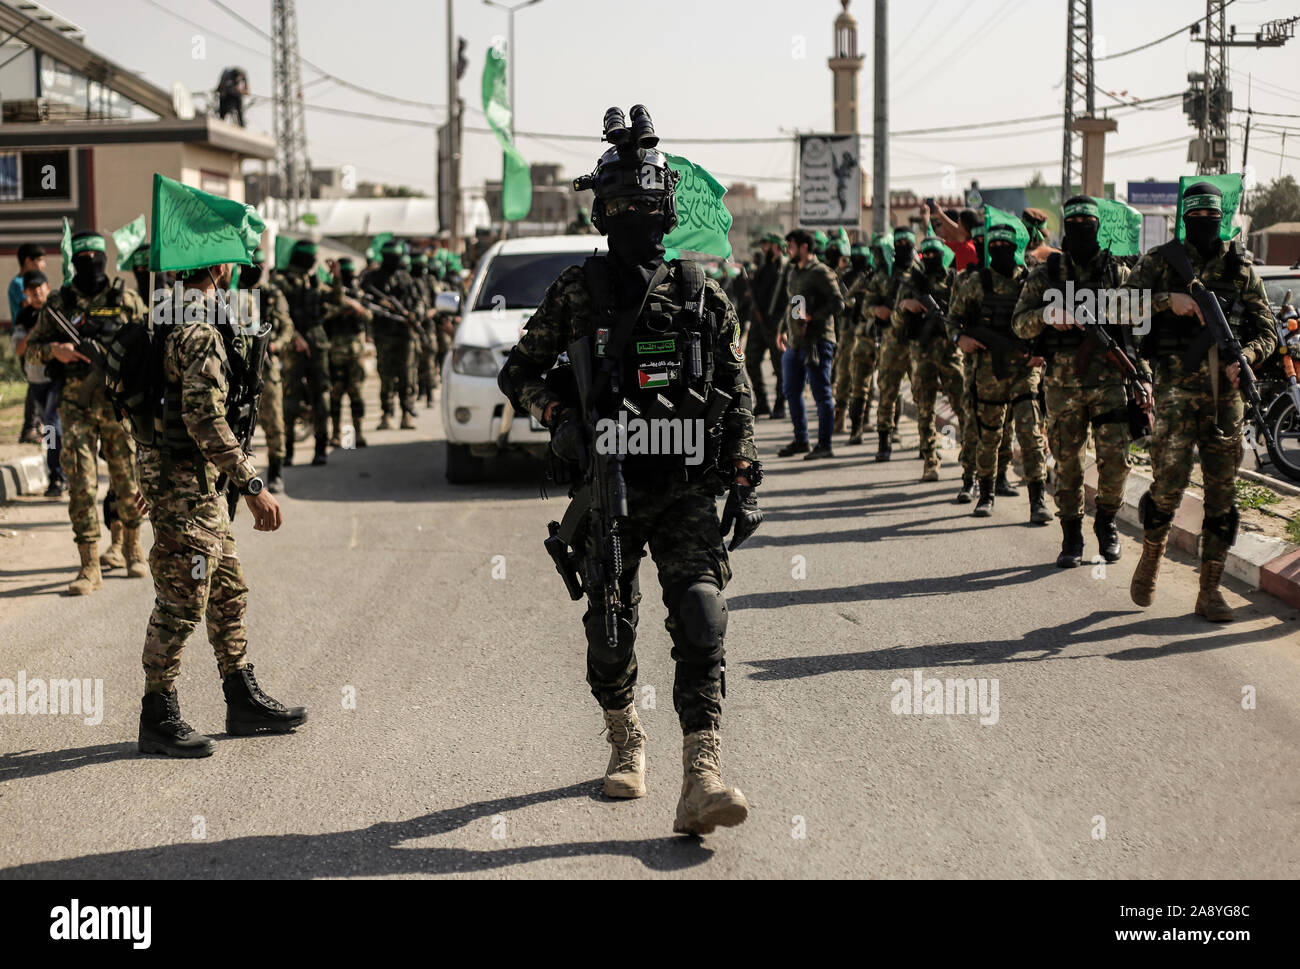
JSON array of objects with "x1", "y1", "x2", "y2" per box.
[{"x1": 51, "y1": 0, "x2": 1300, "y2": 202}]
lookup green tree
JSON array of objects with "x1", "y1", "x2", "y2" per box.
[{"x1": 1244, "y1": 175, "x2": 1300, "y2": 232}]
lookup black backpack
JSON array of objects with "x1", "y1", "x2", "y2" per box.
[{"x1": 103, "y1": 318, "x2": 162, "y2": 447}]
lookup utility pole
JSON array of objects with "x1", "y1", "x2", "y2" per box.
[
  {"x1": 1061, "y1": 0, "x2": 1094, "y2": 202},
  {"x1": 871, "y1": 0, "x2": 887, "y2": 233},
  {"x1": 271, "y1": 0, "x2": 311, "y2": 226},
  {"x1": 444, "y1": 0, "x2": 462, "y2": 244}
]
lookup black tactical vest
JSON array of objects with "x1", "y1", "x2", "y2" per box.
[
  {"x1": 283, "y1": 272, "x2": 324, "y2": 334},
  {"x1": 1037, "y1": 251, "x2": 1119, "y2": 358},
  {"x1": 977, "y1": 267, "x2": 1021, "y2": 336},
  {"x1": 1144, "y1": 242, "x2": 1250, "y2": 359},
  {"x1": 54, "y1": 283, "x2": 126, "y2": 380}
]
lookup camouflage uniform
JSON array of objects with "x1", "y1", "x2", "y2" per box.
[
  {"x1": 950, "y1": 266, "x2": 1047, "y2": 482},
  {"x1": 891, "y1": 264, "x2": 966, "y2": 473},
  {"x1": 25, "y1": 283, "x2": 147, "y2": 545},
  {"x1": 276, "y1": 268, "x2": 330, "y2": 460},
  {"x1": 833, "y1": 264, "x2": 871, "y2": 411},
  {"x1": 872, "y1": 263, "x2": 913, "y2": 439},
  {"x1": 844, "y1": 269, "x2": 880, "y2": 417},
  {"x1": 744, "y1": 252, "x2": 786, "y2": 413},
  {"x1": 499, "y1": 262, "x2": 757, "y2": 732},
  {"x1": 1013, "y1": 250, "x2": 1142, "y2": 520},
  {"x1": 137, "y1": 295, "x2": 260, "y2": 691},
  {"x1": 365, "y1": 266, "x2": 423, "y2": 421},
  {"x1": 1126, "y1": 237, "x2": 1275, "y2": 564},
  {"x1": 250, "y1": 281, "x2": 293, "y2": 462},
  {"x1": 410, "y1": 264, "x2": 440, "y2": 402},
  {"x1": 322, "y1": 279, "x2": 371, "y2": 436}
]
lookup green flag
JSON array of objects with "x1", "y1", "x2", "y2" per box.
[
  {"x1": 1094, "y1": 198, "x2": 1142, "y2": 257},
  {"x1": 982, "y1": 204, "x2": 1030, "y2": 266},
  {"x1": 149, "y1": 173, "x2": 265, "y2": 273},
  {"x1": 274, "y1": 236, "x2": 298, "y2": 271},
  {"x1": 662, "y1": 154, "x2": 733, "y2": 262},
  {"x1": 60, "y1": 217, "x2": 73, "y2": 286},
  {"x1": 1176, "y1": 173, "x2": 1244, "y2": 242},
  {"x1": 366, "y1": 232, "x2": 393, "y2": 264},
  {"x1": 111, "y1": 215, "x2": 147, "y2": 272},
  {"x1": 481, "y1": 45, "x2": 531, "y2": 222}
]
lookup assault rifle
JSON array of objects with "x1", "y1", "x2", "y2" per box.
[
  {"x1": 961, "y1": 320, "x2": 1031, "y2": 380},
  {"x1": 43, "y1": 301, "x2": 107, "y2": 371},
  {"x1": 364, "y1": 283, "x2": 421, "y2": 336},
  {"x1": 1074, "y1": 301, "x2": 1154, "y2": 439},
  {"x1": 214, "y1": 287, "x2": 272, "y2": 518},
  {"x1": 908, "y1": 272, "x2": 949, "y2": 345}
]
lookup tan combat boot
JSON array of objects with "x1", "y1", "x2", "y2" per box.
[
  {"x1": 400, "y1": 412, "x2": 416, "y2": 430},
  {"x1": 123, "y1": 525, "x2": 149, "y2": 578},
  {"x1": 920, "y1": 461, "x2": 940, "y2": 483},
  {"x1": 99, "y1": 521, "x2": 125, "y2": 569},
  {"x1": 1194, "y1": 560, "x2": 1235, "y2": 622},
  {"x1": 602, "y1": 704, "x2": 647, "y2": 798},
  {"x1": 68, "y1": 542, "x2": 102, "y2": 596},
  {"x1": 673, "y1": 729, "x2": 749, "y2": 835},
  {"x1": 1129, "y1": 535, "x2": 1166, "y2": 607}
]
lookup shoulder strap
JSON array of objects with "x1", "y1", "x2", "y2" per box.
[
  {"x1": 1157, "y1": 239, "x2": 1195, "y2": 287},
  {"x1": 979, "y1": 267, "x2": 993, "y2": 294},
  {"x1": 1046, "y1": 252, "x2": 1062, "y2": 284}
]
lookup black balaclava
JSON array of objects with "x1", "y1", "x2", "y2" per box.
[
  {"x1": 988, "y1": 242, "x2": 1017, "y2": 276},
  {"x1": 240, "y1": 264, "x2": 263, "y2": 288},
  {"x1": 289, "y1": 250, "x2": 316, "y2": 273},
  {"x1": 1182, "y1": 180, "x2": 1225, "y2": 259},
  {"x1": 70, "y1": 231, "x2": 109, "y2": 296},
  {"x1": 921, "y1": 252, "x2": 943, "y2": 275},
  {"x1": 851, "y1": 253, "x2": 869, "y2": 273},
  {"x1": 1061, "y1": 195, "x2": 1101, "y2": 265},
  {"x1": 606, "y1": 210, "x2": 665, "y2": 271}
]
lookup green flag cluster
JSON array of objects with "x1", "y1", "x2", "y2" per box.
[
  {"x1": 982, "y1": 204, "x2": 1030, "y2": 266},
  {"x1": 149, "y1": 173, "x2": 264, "y2": 273},
  {"x1": 365, "y1": 232, "x2": 393, "y2": 264},
  {"x1": 433, "y1": 247, "x2": 463, "y2": 275},
  {"x1": 1094, "y1": 198, "x2": 1142, "y2": 257},
  {"x1": 1175, "y1": 173, "x2": 1243, "y2": 242},
  {"x1": 111, "y1": 215, "x2": 147, "y2": 272},
  {"x1": 662, "y1": 154, "x2": 733, "y2": 262},
  {"x1": 482, "y1": 45, "x2": 532, "y2": 222}
]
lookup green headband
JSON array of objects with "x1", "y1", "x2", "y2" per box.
[
  {"x1": 381, "y1": 241, "x2": 406, "y2": 255},
  {"x1": 71, "y1": 235, "x2": 106, "y2": 255},
  {"x1": 293, "y1": 241, "x2": 320, "y2": 255},
  {"x1": 1182, "y1": 193, "x2": 1223, "y2": 214},
  {"x1": 971, "y1": 224, "x2": 986, "y2": 239},
  {"x1": 131, "y1": 248, "x2": 151, "y2": 269},
  {"x1": 411, "y1": 254, "x2": 428, "y2": 264},
  {"x1": 986, "y1": 226, "x2": 1017, "y2": 245},
  {"x1": 338, "y1": 257, "x2": 356, "y2": 270},
  {"x1": 851, "y1": 245, "x2": 869, "y2": 256},
  {"x1": 1063, "y1": 199, "x2": 1100, "y2": 220},
  {"x1": 894, "y1": 229, "x2": 917, "y2": 245},
  {"x1": 919, "y1": 237, "x2": 945, "y2": 254}
]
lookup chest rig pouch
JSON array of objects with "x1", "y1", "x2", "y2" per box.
[
  {"x1": 1143, "y1": 242, "x2": 1249, "y2": 362},
  {"x1": 1038, "y1": 252, "x2": 1118, "y2": 359}
]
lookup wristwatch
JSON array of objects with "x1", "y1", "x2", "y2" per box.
[{"x1": 242, "y1": 476, "x2": 265, "y2": 497}]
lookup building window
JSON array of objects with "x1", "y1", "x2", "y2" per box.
[
  {"x1": 200, "y1": 169, "x2": 230, "y2": 196},
  {"x1": 0, "y1": 149, "x2": 72, "y2": 202}
]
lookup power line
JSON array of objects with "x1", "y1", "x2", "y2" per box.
[{"x1": 1096, "y1": 0, "x2": 1239, "y2": 61}]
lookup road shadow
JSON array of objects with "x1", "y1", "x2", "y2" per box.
[
  {"x1": 728, "y1": 565, "x2": 1055, "y2": 611},
  {"x1": 0, "y1": 742, "x2": 140, "y2": 782},
  {"x1": 0, "y1": 778, "x2": 714, "y2": 878},
  {"x1": 745, "y1": 610, "x2": 1292, "y2": 678}
]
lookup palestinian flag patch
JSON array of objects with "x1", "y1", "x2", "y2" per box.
[
  {"x1": 638, "y1": 370, "x2": 669, "y2": 389},
  {"x1": 730, "y1": 321, "x2": 744, "y2": 362}
]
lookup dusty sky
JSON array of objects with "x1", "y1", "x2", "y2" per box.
[{"x1": 51, "y1": 0, "x2": 1300, "y2": 202}]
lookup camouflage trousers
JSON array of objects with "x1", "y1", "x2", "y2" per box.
[
  {"x1": 579, "y1": 476, "x2": 731, "y2": 733},
  {"x1": 435, "y1": 324, "x2": 451, "y2": 385},
  {"x1": 743, "y1": 321, "x2": 782, "y2": 410},
  {"x1": 416, "y1": 323, "x2": 437, "y2": 398},
  {"x1": 138, "y1": 466, "x2": 247, "y2": 691},
  {"x1": 845, "y1": 321, "x2": 878, "y2": 412},
  {"x1": 329, "y1": 334, "x2": 367, "y2": 421},
  {"x1": 258, "y1": 361, "x2": 285, "y2": 461},
  {"x1": 909, "y1": 335, "x2": 970, "y2": 469},
  {"x1": 876, "y1": 328, "x2": 913, "y2": 435},
  {"x1": 1146, "y1": 357, "x2": 1244, "y2": 563},
  {"x1": 59, "y1": 394, "x2": 142, "y2": 545},
  {"x1": 972, "y1": 353, "x2": 1047, "y2": 481},
  {"x1": 284, "y1": 329, "x2": 330, "y2": 444},
  {"x1": 375, "y1": 335, "x2": 416, "y2": 417},
  {"x1": 1044, "y1": 379, "x2": 1131, "y2": 520}
]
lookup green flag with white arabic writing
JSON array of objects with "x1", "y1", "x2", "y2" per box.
[
  {"x1": 60, "y1": 217, "x2": 73, "y2": 286},
  {"x1": 1094, "y1": 198, "x2": 1142, "y2": 257},
  {"x1": 149, "y1": 173, "x2": 265, "y2": 273},
  {"x1": 111, "y1": 215, "x2": 147, "y2": 272},
  {"x1": 982, "y1": 204, "x2": 1030, "y2": 266},
  {"x1": 1176, "y1": 173, "x2": 1244, "y2": 242},
  {"x1": 662, "y1": 154, "x2": 733, "y2": 262},
  {"x1": 481, "y1": 45, "x2": 531, "y2": 222}
]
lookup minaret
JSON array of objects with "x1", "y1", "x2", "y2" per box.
[{"x1": 829, "y1": 0, "x2": 864, "y2": 134}]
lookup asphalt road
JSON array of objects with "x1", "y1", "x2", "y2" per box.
[{"x1": 1, "y1": 394, "x2": 1298, "y2": 879}]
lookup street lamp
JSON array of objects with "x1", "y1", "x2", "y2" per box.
[{"x1": 482, "y1": 0, "x2": 543, "y2": 139}]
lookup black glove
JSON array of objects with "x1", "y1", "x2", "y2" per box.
[
  {"x1": 549, "y1": 408, "x2": 587, "y2": 465},
  {"x1": 720, "y1": 482, "x2": 763, "y2": 551}
]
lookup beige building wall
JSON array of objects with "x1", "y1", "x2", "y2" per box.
[{"x1": 93, "y1": 142, "x2": 183, "y2": 275}]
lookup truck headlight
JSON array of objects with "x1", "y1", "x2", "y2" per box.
[{"x1": 451, "y1": 346, "x2": 499, "y2": 377}]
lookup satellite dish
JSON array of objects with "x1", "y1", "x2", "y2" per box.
[{"x1": 172, "y1": 82, "x2": 195, "y2": 121}]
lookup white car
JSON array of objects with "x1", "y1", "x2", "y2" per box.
[{"x1": 440, "y1": 234, "x2": 606, "y2": 483}]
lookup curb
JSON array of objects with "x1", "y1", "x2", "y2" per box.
[
  {"x1": 0, "y1": 453, "x2": 49, "y2": 501},
  {"x1": 910, "y1": 394, "x2": 1300, "y2": 610}
]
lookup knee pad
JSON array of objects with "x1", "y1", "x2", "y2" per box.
[
  {"x1": 583, "y1": 603, "x2": 638, "y2": 678},
  {"x1": 665, "y1": 578, "x2": 727, "y2": 675},
  {"x1": 1139, "y1": 491, "x2": 1174, "y2": 530},
  {"x1": 1202, "y1": 508, "x2": 1240, "y2": 547}
]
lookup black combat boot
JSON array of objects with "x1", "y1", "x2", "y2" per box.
[
  {"x1": 266, "y1": 457, "x2": 283, "y2": 494},
  {"x1": 777, "y1": 438, "x2": 811, "y2": 457},
  {"x1": 955, "y1": 472, "x2": 976, "y2": 504},
  {"x1": 139, "y1": 690, "x2": 214, "y2": 757},
  {"x1": 973, "y1": 476, "x2": 995, "y2": 517},
  {"x1": 223, "y1": 665, "x2": 308, "y2": 735},
  {"x1": 1095, "y1": 511, "x2": 1121, "y2": 563},
  {"x1": 771, "y1": 398, "x2": 786, "y2": 420},
  {"x1": 283, "y1": 436, "x2": 294, "y2": 467},
  {"x1": 1027, "y1": 480, "x2": 1052, "y2": 525},
  {"x1": 1056, "y1": 517, "x2": 1085, "y2": 568},
  {"x1": 847, "y1": 398, "x2": 865, "y2": 445},
  {"x1": 753, "y1": 395, "x2": 771, "y2": 417},
  {"x1": 311, "y1": 435, "x2": 328, "y2": 466},
  {"x1": 875, "y1": 431, "x2": 892, "y2": 462},
  {"x1": 995, "y1": 469, "x2": 1020, "y2": 497}
]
